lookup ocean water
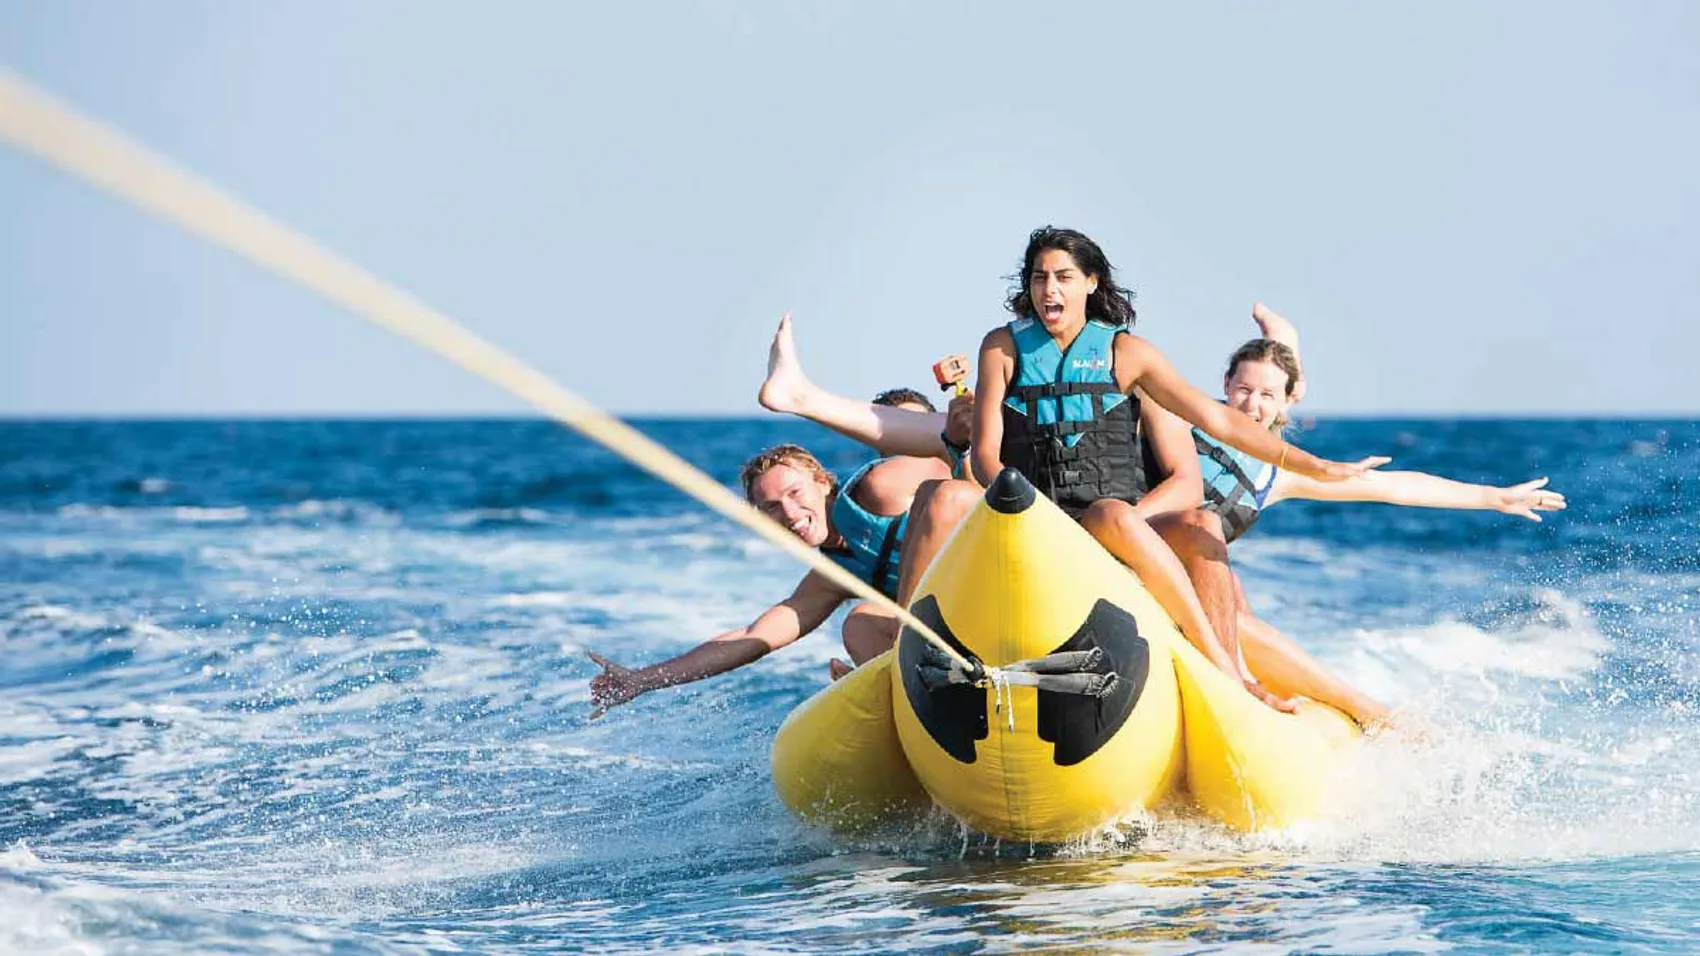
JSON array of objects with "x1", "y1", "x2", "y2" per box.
[{"x1": 1, "y1": 416, "x2": 1696, "y2": 954}]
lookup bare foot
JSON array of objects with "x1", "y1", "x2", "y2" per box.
[
  {"x1": 1362, "y1": 707, "x2": 1431, "y2": 743},
  {"x1": 1250, "y1": 302, "x2": 1297, "y2": 344},
  {"x1": 828, "y1": 658, "x2": 853, "y2": 681},
  {"x1": 1245, "y1": 679, "x2": 1300, "y2": 714},
  {"x1": 1352, "y1": 702, "x2": 1395, "y2": 733},
  {"x1": 757, "y1": 313, "x2": 815, "y2": 414}
]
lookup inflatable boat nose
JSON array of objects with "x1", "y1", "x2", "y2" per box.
[{"x1": 985, "y1": 467, "x2": 1037, "y2": 515}]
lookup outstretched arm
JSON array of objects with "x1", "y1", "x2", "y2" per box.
[
  {"x1": 1271, "y1": 470, "x2": 1567, "y2": 520},
  {"x1": 588, "y1": 572, "x2": 847, "y2": 717},
  {"x1": 1117, "y1": 334, "x2": 1385, "y2": 482}
]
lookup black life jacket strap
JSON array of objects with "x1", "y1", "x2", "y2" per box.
[
  {"x1": 867, "y1": 515, "x2": 905, "y2": 599},
  {"x1": 1194, "y1": 434, "x2": 1265, "y2": 542},
  {"x1": 1195, "y1": 432, "x2": 1263, "y2": 492},
  {"x1": 1010, "y1": 381, "x2": 1119, "y2": 403}
]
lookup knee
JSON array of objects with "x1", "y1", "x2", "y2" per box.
[
  {"x1": 1176, "y1": 508, "x2": 1225, "y2": 538},
  {"x1": 842, "y1": 604, "x2": 899, "y2": 656},
  {"x1": 1157, "y1": 510, "x2": 1228, "y2": 561},
  {"x1": 845, "y1": 602, "x2": 889, "y2": 624},
  {"x1": 1080, "y1": 498, "x2": 1142, "y2": 536},
  {"x1": 915, "y1": 479, "x2": 980, "y2": 525}
]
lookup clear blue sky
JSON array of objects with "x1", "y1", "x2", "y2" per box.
[{"x1": 2, "y1": 1, "x2": 1694, "y2": 416}]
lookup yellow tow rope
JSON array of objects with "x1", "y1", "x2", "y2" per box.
[{"x1": 0, "y1": 68, "x2": 971, "y2": 673}]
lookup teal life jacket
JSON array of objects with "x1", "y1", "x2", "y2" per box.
[
  {"x1": 999, "y1": 317, "x2": 1148, "y2": 516},
  {"x1": 825, "y1": 458, "x2": 908, "y2": 599},
  {"x1": 1195, "y1": 427, "x2": 1279, "y2": 543}
]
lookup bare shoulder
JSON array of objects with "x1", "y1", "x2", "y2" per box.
[
  {"x1": 982, "y1": 325, "x2": 1016, "y2": 355},
  {"x1": 1116, "y1": 332, "x2": 1157, "y2": 359},
  {"x1": 857, "y1": 456, "x2": 949, "y2": 516},
  {"x1": 1113, "y1": 332, "x2": 1157, "y2": 390}
]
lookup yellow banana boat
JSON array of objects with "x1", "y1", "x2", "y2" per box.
[{"x1": 771, "y1": 469, "x2": 1360, "y2": 840}]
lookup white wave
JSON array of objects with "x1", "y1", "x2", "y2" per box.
[
  {"x1": 270, "y1": 499, "x2": 399, "y2": 525},
  {"x1": 15, "y1": 605, "x2": 110, "y2": 632},
  {"x1": 0, "y1": 881, "x2": 109, "y2": 956},
  {"x1": 26, "y1": 538, "x2": 99, "y2": 559},
  {"x1": 0, "y1": 844, "x2": 44, "y2": 871},
  {"x1": 491, "y1": 591, "x2": 577, "y2": 608},
  {"x1": 54, "y1": 504, "x2": 132, "y2": 521},
  {"x1": 1332, "y1": 588, "x2": 1609, "y2": 716},
  {"x1": 0, "y1": 737, "x2": 84, "y2": 785},
  {"x1": 442, "y1": 507, "x2": 560, "y2": 528},
  {"x1": 171, "y1": 506, "x2": 250, "y2": 524},
  {"x1": 51, "y1": 503, "x2": 253, "y2": 525},
  {"x1": 516, "y1": 741, "x2": 720, "y2": 774}
]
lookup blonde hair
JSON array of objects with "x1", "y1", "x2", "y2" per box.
[{"x1": 739, "y1": 444, "x2": 837, "y2": 502}]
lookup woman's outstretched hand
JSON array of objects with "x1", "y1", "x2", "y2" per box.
[{"x1": 1494, "y1": 477, "x2": 1567, "y2": 521}]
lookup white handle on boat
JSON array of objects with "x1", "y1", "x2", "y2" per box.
[{"x1": 0, "y1": 67, "x2": 973, "y2": 675}]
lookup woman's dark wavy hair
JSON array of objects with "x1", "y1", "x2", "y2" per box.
[{"x1": 1004, "y1": 226, "x2": 1137, "y2": 327}]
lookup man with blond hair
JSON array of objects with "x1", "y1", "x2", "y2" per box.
[{"x1": 588, "y1": 442, "x2": 946, "y2": 716}]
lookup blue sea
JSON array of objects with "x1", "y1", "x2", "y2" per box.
[{"x1": 2, "y1": 417, "x2": 1697, "y2": 954}]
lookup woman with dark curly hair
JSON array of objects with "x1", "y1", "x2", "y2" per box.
[{"x1": 898, "y1": 226, "x2": 1386, "y2": 711}]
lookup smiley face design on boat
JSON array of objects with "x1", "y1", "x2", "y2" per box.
[{"x1": 896, "y1": 595, "x2": 1151, "y2": 767}]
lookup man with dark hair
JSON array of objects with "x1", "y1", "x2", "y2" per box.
[{"x1": 871, "y1": 387, "x2": 936, "y2": 413}]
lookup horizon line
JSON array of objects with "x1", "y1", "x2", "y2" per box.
[{"x1": 3, "y1": 410, "x2": 1697, "y2": 423}]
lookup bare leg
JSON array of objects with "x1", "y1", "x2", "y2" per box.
[
  {"x1": 1251, "y1": 302, "x2": 1300, "y2": 349},
  {"x1": 894, "y1": 479, "x2": 981, "y2": 605},
  {"x1": 1079, "y1": 500, "x2": 1293, "y2": 712},
  {"x1": 1251, "y1": 303, "x2": 1306, "y2": 402},
  {"x1": 1150, "y1": 510, "x2": 1240, "y2": 669},
  {"x1": 841, "y1": 602, "x2": 900, "y2": 665},
  {"x1": 758, "y1": 314, "x2": 949, "y2": 458},
  {"x1": 1238, "y1": 609, "x2": 1391, "y2": 729}
]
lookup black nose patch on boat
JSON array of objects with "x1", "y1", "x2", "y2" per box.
[{"x1": 898, "y1": 596, "x2": 1150, "y2": 766}]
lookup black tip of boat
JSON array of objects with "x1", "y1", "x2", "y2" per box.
[{"x1": 985, "y1": 468, "x2": 1037, "y2": 515}]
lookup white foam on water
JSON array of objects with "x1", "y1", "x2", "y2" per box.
[
  {"x1": 441, "y1": 507, "x2": 560, "y2": 529},
  {"x1": 0, "y1": 737, "x2": 85, "y2": 786},
  {"x1": 489, "y1": 591, "x2": 577, "y2": 608},
  {"x1": 1096, "y1": 586, "x2": 1700, "y2": 867},
  {"x1": 170, "y1": 506, "x2": 250, "y2": 524},
  {"x1": 0, "y1": 880, "x2": 110, "y2": 956},
  {"x1": 53, "y1": 504, "x2": 133, "y2": 521},
  {"x1": 16, "y1": 605, "x2": 110, "y2": 631},
  {"x1": 0, "y1": 843, "x2": 45, "y2": 870},
  {"x1": 1332, "y1": 588, "x2": 1611, "y2": 714},
  {"x1": 270, "y1": 499, "x2": 400, "y2": 525}
]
